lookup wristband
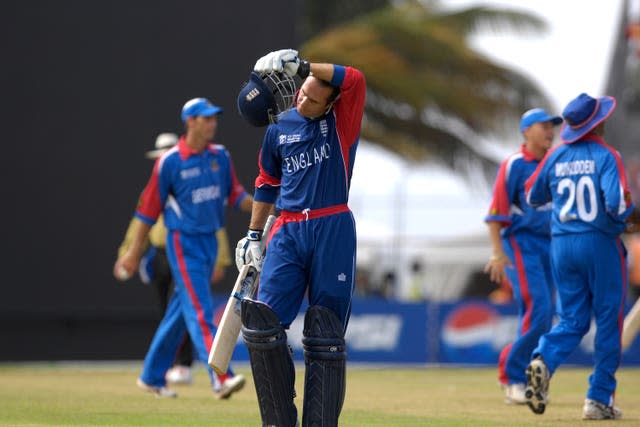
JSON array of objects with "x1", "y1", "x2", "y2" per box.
[
  {"x1": 297, "y1": 60, "x2": 310, "y2": 79},
  {"x1": 247, "y1": 229, "x2": 263, "y2": 241},
  {"x1": 490, "y1": 254, "x2": 506, "y2": 262}
]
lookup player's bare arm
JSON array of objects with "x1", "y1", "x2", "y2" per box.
[
  {"x1": 308, "y1": 63, "x2": 335, "y2": 83},
  {"x1": 113, "y1": 218, "x2": 151, "y2": 280},
  {"x1": 484, "y1": 221, "x2": 510, "y2": 283},
  {"x1": 249, "y1": 200, "x2": 274, "y2": 231},
  {"x1": 239, "y1": 194, "x2": 254, "y2": 212}
]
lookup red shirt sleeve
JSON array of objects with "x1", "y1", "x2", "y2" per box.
[
  {"x1": 485, "y1": 160, "x2": 511, "y2": 225},
  {"x1": 135, "y1": 159, "x2": 163, "y2": 224},
  {"x1": 333, "y1": 66, "x2": 366, "y2": 149},
  {"x1": 227, "y1": 156, "x2": 248, "y2": 209}
]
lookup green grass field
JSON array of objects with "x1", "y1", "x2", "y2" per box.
[{"x1": 0, "y1": 363, "x2": 638, "y2": 426}]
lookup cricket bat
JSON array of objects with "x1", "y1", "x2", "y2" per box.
[
  {"x1": 622, "y1": 297, "x2": 640, "y2": 351},
  {"x1": 208, "y1": 215, "x2": 276, "y2": 374}
]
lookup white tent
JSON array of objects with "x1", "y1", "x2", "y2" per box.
[{"x1": 350, "y1": 142, "x2": 494, "y2": 300}]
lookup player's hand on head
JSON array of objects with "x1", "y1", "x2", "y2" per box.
[
  {"x1": 254, "y1": 49, "x2": 299, "y2": 77},
  {"x1": 235, "y1": 234, "x2": 264, "y2": 272}
]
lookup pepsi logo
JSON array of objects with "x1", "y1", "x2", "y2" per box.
[{"x1": 442, "y1": 303, "x2": 499, "y2": 347}]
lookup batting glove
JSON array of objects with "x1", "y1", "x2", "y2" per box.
[
  {"x1": 235, "y1": 229, "x2": 264, "y2": 272},
  {"x1": 254, "y1": 49, "x2": 300, "y2": 77}
]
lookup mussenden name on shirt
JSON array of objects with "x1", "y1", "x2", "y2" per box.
[{"x1": 555, "y1": 160, "x2": 595, "y2": 177}]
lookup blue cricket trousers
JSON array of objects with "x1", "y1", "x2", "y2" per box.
[
  {"x1": 258, "y1": 207, "x2": 356, "y2": 329},
  {"x1": 533, "y1": 232, "x2": 626, "y2": 405},
  {"x1": 140, "y1": 230, "x2": 228, "y2": 387},
  {"x1": 499, "y1": 232, "x2": 554, "y2": 385}
]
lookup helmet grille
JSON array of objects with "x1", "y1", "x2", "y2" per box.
[{"x1": 262, "y1": 72, "x2": 297, "y2": 123}]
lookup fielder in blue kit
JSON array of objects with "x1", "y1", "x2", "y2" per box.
[
  {"x1": 484, "y1": 108, "x2": 562, "y2": 405},
  {"x1": 524, "y1": 93, "x2": 632, "y2": 420},
  {"x1": 235, "y1": 49, "x2": 366, "y2": 427},
  {"x1": 114, "y1": 98, "x2": 252, "y2": 399}
]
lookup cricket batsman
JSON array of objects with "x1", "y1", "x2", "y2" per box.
[{"x1": 235, "y1": 49, "x2": 366, "y2": 426}]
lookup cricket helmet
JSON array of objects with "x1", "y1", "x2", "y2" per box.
[{"x1": 237, "y1": 71, "x2": 297, "y2": 127}]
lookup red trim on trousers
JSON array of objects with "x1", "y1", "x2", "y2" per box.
[
  {"x1": 172, "y1": 231, "x2": 214, "y2": 355},
  {"x1": 510, "y1": 236, "x2": 533, "y2": 334}
]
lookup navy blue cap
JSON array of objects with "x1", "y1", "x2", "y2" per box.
[{"x1": 181, "y1": 98, "x2": 223, "y2": 123}]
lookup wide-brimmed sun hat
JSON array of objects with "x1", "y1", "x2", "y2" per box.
[
  {"x1": 145, "y1": 132, "x2": 178, "y2": 159},
  {"x1": 560, "y1": 93, "x2": 617, "y2": 143}
]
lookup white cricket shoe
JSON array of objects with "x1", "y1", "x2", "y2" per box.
[
  {"x1": 525, "y1": 356, "x2": 550, "y2": 414},
  {"x1": 165, "y1": 365, "x2": 193, "y2": 385},
  {"x1": 582, "y1": 398, "x2": 622, "y2": 420},
  {"x1": 136, "y1": 378, "x2": 177, "y2": 398},
  {"x1": 213, "y1": 374, "x2": 246, "y2": 400},
  {"x1": 503, "y1": 383, "x2": 527, "y2": 405}
]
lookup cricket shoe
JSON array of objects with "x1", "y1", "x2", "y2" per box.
[
  {"x1": 213, "y1": 374, "x2": 246, "y2": 400},
  {"x1": 525, "y1": 356, "x2": 549, "y2": 414},
  {"x1": 503, "y1": 383, "x2": 527, "y2": 405},
  {"x1": 136, "y1": 378, "x2": 177, "y2": 398},
  {"x1": 165, "y1": 365, "x2": 193, "y2": 385},
  {"x1": 582, "y1": 398, "x2": 622, "y2": 420}
]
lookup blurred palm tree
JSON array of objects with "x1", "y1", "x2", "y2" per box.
[{"x1": 300, "y1": 0, "x2": 553, "y2": 183}]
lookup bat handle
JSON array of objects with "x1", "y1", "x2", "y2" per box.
[{"x1": 259, "y1": 215, "x2": 277, "y2": 252}]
